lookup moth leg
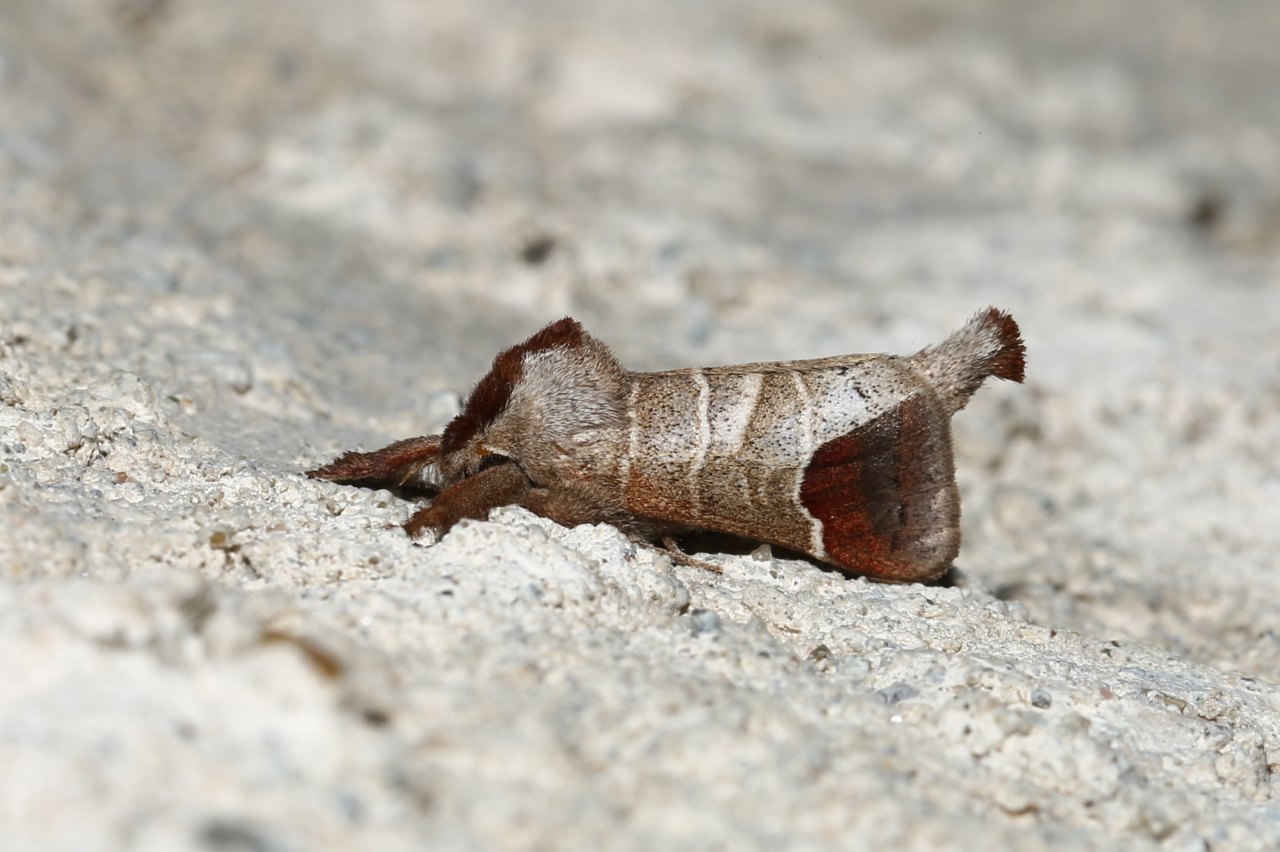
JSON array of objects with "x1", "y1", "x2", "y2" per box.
[
  {"x1": 660, "y1": 535, "x2": 723, "y2": 575},
  {"x1": 404, "y1": 461, "x2": 530, "y2": 539},
  {"x1": 307, "y1": 436, "x2": 442, "y2": 488},
  {"x1": 521, "y1": 487, "x2": 608, "y2": 528},
  {"x1": 522, "y1": 488, "x2": 720, "y2": 571}
]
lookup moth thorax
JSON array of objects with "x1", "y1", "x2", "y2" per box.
[{"x1": 513, "y1": 344, "x2": 628, "y2": 435}]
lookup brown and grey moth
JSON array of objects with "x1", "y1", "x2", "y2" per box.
[{"x1": 307, "y1": 308, "x2": 1025, "y2": 582}]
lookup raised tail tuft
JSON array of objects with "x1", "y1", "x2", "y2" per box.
[{"x1": 908, "y1": 308, "x2": 1025, "y2": 413}]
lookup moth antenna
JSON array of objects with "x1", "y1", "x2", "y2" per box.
[{"x1": 909, "y1": 307, "x2": 1025, "y2": 413}]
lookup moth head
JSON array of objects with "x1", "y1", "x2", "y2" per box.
[
  {"x1": 439, "y1": 317, "x2": 628, "y2": 482},
  {"x1": 437, "y1": 440, "x2": 512, "y2": 483}
]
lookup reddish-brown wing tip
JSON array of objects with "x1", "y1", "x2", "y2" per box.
[
  {"x1": 307, "y1": 435, "x2": 442, "y2": 486},
  {"x1": 799, "y1": 395, "x2": 959, "y2": 582}
]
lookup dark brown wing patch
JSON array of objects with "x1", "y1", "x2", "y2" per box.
[{"x1": 799, "y1": 394, "x2": 958, "y2": 581}]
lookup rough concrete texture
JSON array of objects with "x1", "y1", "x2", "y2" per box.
[{"x1": 3, "y1": 1, "x2": 1280, "y2": 849}]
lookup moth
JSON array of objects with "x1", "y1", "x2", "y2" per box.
[{"x1": 308, "y1": 308, "x2": 1025, "y2": 581}]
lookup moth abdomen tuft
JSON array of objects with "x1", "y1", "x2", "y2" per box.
[{"x1": 909, "y1": 307, "x2": 1025, "y2": 413}]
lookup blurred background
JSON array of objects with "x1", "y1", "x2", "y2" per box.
[
  {"x1": 9, "y1": 0, "x2": 1278, "y2": 665},
  {"x1": 4, "y1": 1, "x2": 1280, "y2": 847},
  {"x1": 2, "y1": 0, "x2": 1279, "y2": 682}
]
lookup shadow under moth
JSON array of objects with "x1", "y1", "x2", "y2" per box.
[{"x1": 308, "y1": 308, "x2": 1025, "y2": 582}]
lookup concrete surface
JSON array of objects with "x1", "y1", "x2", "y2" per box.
[{"x1": 2, "y1": 1, "x2": 1280, "y2": 849}]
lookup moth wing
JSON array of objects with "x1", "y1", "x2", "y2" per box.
[{"x1": 799, "y1": 394, "x2": 959, "y2": 581}]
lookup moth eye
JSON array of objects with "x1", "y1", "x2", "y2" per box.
[{"x1": 477, "y1": 454, "x2": 510, "y2": 473}]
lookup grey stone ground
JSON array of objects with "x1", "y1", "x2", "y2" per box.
[{"x1": 3, "y1": 1, "x2": 1280, "y2": 849}]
